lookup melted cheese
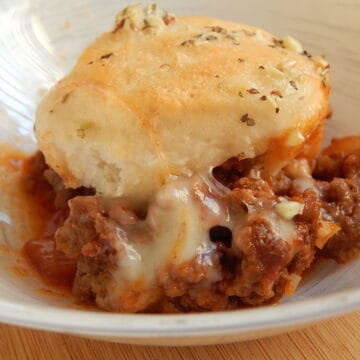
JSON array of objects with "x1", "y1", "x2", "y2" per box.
[
  {"x1": 109, "y1": 172, "x2": 302, "y2": 296},
  {"x1": 266, "y1": 210, "x2": 297, "y2": 241},
  {"x1": 112, "y1": 175, "x2": 229, "y2": 285},
  {"x1": 293, "y1": 176, "x2": 320, "y2": 195}
]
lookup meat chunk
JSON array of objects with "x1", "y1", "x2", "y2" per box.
[
  {"x1": 55, "y1": 178, "x2": 226, "y2": 312},
  {"x1": 23, "y1": 136, "x2": 360, "y2": 313},
  {"x1": 314, "y1": 144, "x2": 360, "y2": 263},
  {"x1": 218, "y1": 179, "x2": 319, "y2": 305},
  {"x1": 22, "y1": 152, "x2": 95, "y2": 287},
  {"x1": 319, "y1": 178, "x2": 360, "y2": 262},
  {"x1": 54, "y1": 176, "x2": 324, "y2": 312},
  {"x1": 248, "y1": 147, "x2": 360, "y2": 264},
  {"x1": 313, "y1": 153, "x2": 347, "y2": 181},
  {"x1": 55, "y1": 196, "x2": 161, "y2": 312}
]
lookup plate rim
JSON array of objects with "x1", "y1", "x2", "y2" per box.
[{"x1": 0, "y1": 286, "x2": 359, "y2": 338}]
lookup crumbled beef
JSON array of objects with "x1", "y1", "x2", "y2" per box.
[
  {"x1": 212, "y1": 146, "x2": 360, "y2": 266},
  {"x1": 22, "y1": 152, "x2": 95, "y2": 285},
  {"x1": 314, "y1": 151, "x2": 360, "y2": 263},
  {"x1": 56, "y1": 195, "x2": 224, "y2": 312},
  {"x1": 217, "y1": 180, "x2": 319, "y2": 306},
  {"x1": 212, "y1": 156, "x2": 256, "y2": 188},
  {"x1": 51, "y1": 154, "x2": 356, "y2": 311},
  {"x1": 54, "y1": 175, "x2": 320, "y2": 312},
  {"x1": 23, "y1": 137, "x2": 360, "y2": 313},
  {"x1": 313, "y1": 153, "x2": 348, "y2": 181},
  {"x1": 225, "y1": 215, "x2": 293, "y2": 304},
  {"x1": 55, "y1": 197, "x2": 106, "y2": 258},
  {"x1": 159, "y1": 259, "x2": 226, "y2": 312},
  {"x1": 55, "y1": 196, "x2": 162, "y2": 312},
  {"x1": 314, "y1": 136, "x2": 360, "y2": 181},
  {"x1": 266, "y1": 171, "x2": 292, "y2": 195}
]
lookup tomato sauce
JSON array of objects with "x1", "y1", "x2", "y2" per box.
[
  {"x1": 20, "y1": 153, "x2": 77, "y2": 288},
  {"x1": 23, "y1": 237, "x2": 76, "y2": 287}
]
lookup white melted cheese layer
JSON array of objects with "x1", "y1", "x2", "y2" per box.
[
  {"x1": 108, "y1": 174, "x2": 300, "y2": 296},
  {"x1": 112, "y1": 175, "x2": 230, "y2": 284}
]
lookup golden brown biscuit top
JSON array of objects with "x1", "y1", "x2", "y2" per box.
[{"x1": 35, "y1": 4, "x2": 330, "y2": 205}]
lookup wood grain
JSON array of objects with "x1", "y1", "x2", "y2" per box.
[{"x1": 0, "y1": 312, "x2": 359, "y2": 360}]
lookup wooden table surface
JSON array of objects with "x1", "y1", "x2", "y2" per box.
[{"x1": 1, "y1": 312, "x2": 359, "y2": 360}]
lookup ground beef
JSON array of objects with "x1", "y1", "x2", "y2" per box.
[
  {"x1": 56, "y1": 195, "x2": 226, "y2": 312},
  {"x1": 53, "y1": 175, "x2": 321, "y2": 312},
  {"x1": 55, "y1": 196, "x2": 162, "y2": 312},
  {"x1": 22, "y1": 153, "x2": 95, "y2": 287},
  {"x1": 313, "y1": 153, "x2": 348, "y2": 181},
  {"x1": 315, "y1": 150, "x2": 360, "y2": 263},
  {"x1": 23, "y1": 138, "x2": 360, "y2": 313},
  {"x1": 158, "y1": 259, "x2": 227, "y2": 312},
  {"x1": 215, "y1": 146, "x2": 360, "y2": 264},
  {"x1": 212, "y1": 156, "x2": 255, "y2": 188},
  {"x1": 266, "y1": 171, "x2": 293, "y2": 196},
  {"x1": 218, "y1": 180, "x2": 319, "y2": 306}
]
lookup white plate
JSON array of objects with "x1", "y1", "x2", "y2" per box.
[{"x1": 0, "y1": 0, "x2": 359, "y2": 346}]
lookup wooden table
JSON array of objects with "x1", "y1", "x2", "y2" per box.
[{"x1": 1, "y1": 312, "x2": 359, "y2": 360}]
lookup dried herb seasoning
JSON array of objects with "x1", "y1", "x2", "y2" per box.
[
  {"x1": 164, "y1": 16, "x2": 175, "y2": 25},
  {"x1": 112, "y1": 18, "x2": 126, "y2": 33},
  {"x1": 320, "y1": 64, "x2": 330, "y2": 77},
  {"x1": 271, "y1": 90, "x2": 283, "y2": 98},
  {"x1": 273, "y1": 38, "x2": 284, "y2": 47},
  {"x1": 247, "y1": 88, "x2": 259, "y2": 94},
  {"x1": 180, "y1": 39, "x2": 194, "y2": 46},
  {"x1": 209, "y1": 26, "x2": 225, "y2": 33},
  {"x1": 240, "y1": 113, "x2": 255, "y2": 126},
  {"x1": 243, "y1": 29, "x2": 256, "y2": 37},
  {"x1": 206, "y1": 35, "x2": 218, "y2": 41},
  {"x1": 61, "y1": 92, "x2": 72, "y2": 104},
  {"x1": 100, "y1": 53, "x2": 114, "y2": 59},
  {"x1": 302, "y1": 50, "x2": 312, "y2": 58},
  {"x1": 289, "y1": 80, "x2": 298, "y2": 90},
  {"x1": 160, "y1": 63, "x2": 171, "y2": 69}
]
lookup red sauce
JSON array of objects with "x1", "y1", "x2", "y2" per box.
[
  {"x1": 20, "y1": 154, "x2": 77, "y2": 287},
  {"x1": 4, "y1": 135, "x2": 359, "y2": 311},
  {"x1": 24, "y1": 237, "x2": 76, "y2": 287}
]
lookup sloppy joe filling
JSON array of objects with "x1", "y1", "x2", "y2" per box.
[{"x1": 23, "y1": 136, "x2": 360, "y2": 313}]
